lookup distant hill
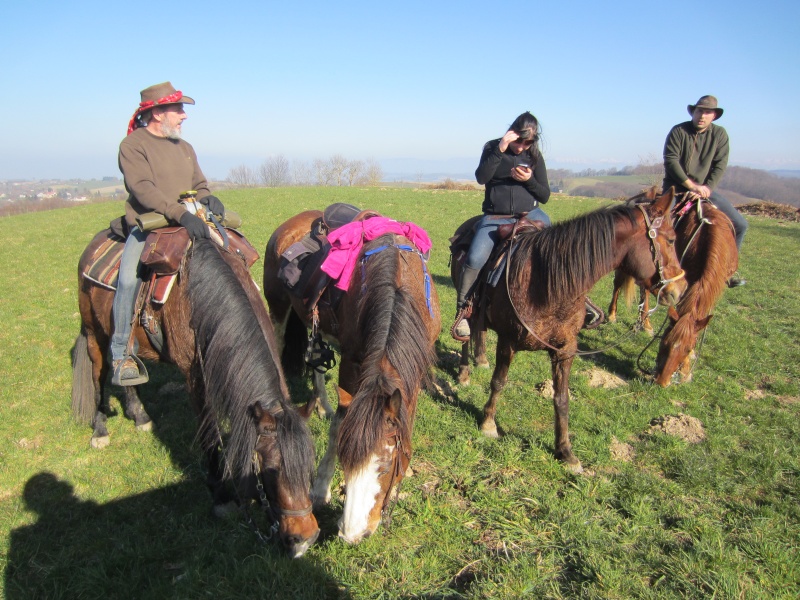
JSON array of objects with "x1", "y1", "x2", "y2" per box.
[{"x1": 771, "y1": 170, "x2": 800, "y2": 179}]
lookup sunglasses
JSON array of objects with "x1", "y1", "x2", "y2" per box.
[{"x1": 514, "y1": 138, "x2": 534, "y2": 147}]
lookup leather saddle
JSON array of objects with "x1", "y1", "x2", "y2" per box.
[{"x1": 277, "y1": 203, "x2": 380, "y2": 312}]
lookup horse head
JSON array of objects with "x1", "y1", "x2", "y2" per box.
[
  {"x1": 337, "y1": 387, "x2": 412, "y2": 544},
  {"x1": 654, "y1": 306, "x2": 713, "y2": 387},
  {"x1": 250, "y1": 402, "x2": 319, "y2": 558},
  {"x1": 629, "y1": 187, "x2": 687, "y2": 307}
]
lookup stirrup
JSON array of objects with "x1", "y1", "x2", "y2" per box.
[
  {"x1": 111, "y1": 355, "x2": 149, "y2": 386},
  {"x1": 450, "y1": 306, "x2": 473, "y2": 343},
  {"x1": 583, "y1": 298, "x2": 605, "y2": 330}
]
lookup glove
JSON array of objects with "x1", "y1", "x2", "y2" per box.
[
  {"x1": 179, "y1": 211, "x2": 211, "y2": 240},
  {"x1": 199, "y1": 194, "x2": 225, "y2": 220}
]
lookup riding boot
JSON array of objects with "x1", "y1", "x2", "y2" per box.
[{"x1": 452, "y1": 266, "x2": 481, "y2": 341}]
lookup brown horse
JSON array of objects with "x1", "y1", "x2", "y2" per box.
[
  {"x1": 451, "y1": 189, "x2": 687, "y2": 472},
  {"x1": 263, "y1": 210, "x2": 441, "y2": 544},
  {"x1": 607, "y1": 189, "x2": 738, "y2": 386},
  {"x1": 72, "y1": 234, "x2": 319, "y2": 557}
]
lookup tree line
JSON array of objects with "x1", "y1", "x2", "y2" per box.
[{"x1": 226, "y1": 155, "x2": 384, "y2": 188}]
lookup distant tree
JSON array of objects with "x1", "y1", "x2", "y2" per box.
[
  {"x1": 292, "y1": 161, "x2": 314, "y2": 186},
  {"x1": 363, "y1": 158, "x2": 384, "y2": 187},
  {"x1": 258, "y1": 155, "x2": 291, "y2": 187},
  {"x1": 226, "y1": 165, "x2": 258, "y2": 188},
  {"x1": 328, "y1": 154, "x2": 349, "y2": 186},
  {"x1": 313, "y1": 159, "x2": 334, "y2": 186},
  {"x1": 347, "y1": 159, "x2": 364, "y2": 186}
]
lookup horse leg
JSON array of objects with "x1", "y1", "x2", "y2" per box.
[
  {"x1": 457, "y1": 340, "x2": 471, "y2": 385},
  {"x1": 474, "y1": 328, "x2": 490, "y2": 369},
  {"x1": 639, "y1": 286, "x2": 653, "y2": 335},
  {"x1": 312, "y1": 369, "x2": 335, "y2": 419},
  {"x1": 312, "y1": 385, "x2": 352, "y2": 508},
  {"x1": 122, "y1": 386, "x2": 152, "y2": 431},
  {"x1": 550, "y1": 352, "x2": 582, "y2": 473},
  {"x1": 480, "y1": 338, "x2": 514, "y2": 438},
  {"x1": 607, "y1": 270, "x2": 625, "y2": 323},
  {"x1": 84, "y1": 331, "x2": 112, "y2": 449}
]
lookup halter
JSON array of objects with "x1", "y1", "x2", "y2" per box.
[
  {"x1": 378, "y1": 423, "x2": 411, "y2": 526},
  {"x1": 636, "y1": 203, "x2": 685, "y2": 311}
]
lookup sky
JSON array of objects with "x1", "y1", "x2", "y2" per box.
[{"x1": 2, "y1": 0, "x2": 799, "y2": 181}]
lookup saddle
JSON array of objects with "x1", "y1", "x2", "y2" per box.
[
  {"x1": 277, "y1": 203, "x2": 380, "y2": 313},
  {"x1": 450, "y1": 214, "x2": 546, "y2": 339},
  {"x1": 82, "y1": 221, "x2": 259, "y2": 304}
]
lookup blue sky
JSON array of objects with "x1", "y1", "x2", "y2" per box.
[{"x1": 2, "y1": 0, "x2": 798, "y2": 180}]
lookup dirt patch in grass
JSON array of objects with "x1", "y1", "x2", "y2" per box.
[
  {"x1": 739, "y1": 201, "x2": 800, "y2": 222},
  {"x1": 648, "y1": 413, "x2": 706, "y2": 443},
  {"x1": 586, "y1": 368, "x2": 627, "y2": 389},
  {"x1": 609, "y1": 436, "x2": 635, "y2": 462}
]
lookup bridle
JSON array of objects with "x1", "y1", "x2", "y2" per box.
[
  {"x1": 378, "y1": 423, "x2": 411, "y2": 526},
  {"x1": 636, "y1": 203, "x2": 685, "y2": 311}
]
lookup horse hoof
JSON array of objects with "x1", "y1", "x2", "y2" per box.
[
  {"x1": 476, "y1": 360, "x2": 490, "y2": 370},
  {"x1": 135, "y1": 420, "x2": 153, "y2": 432},
  {"x1": 90, "y1": 435, "x2": 110, "y2": 449},
  {"x1": 311, "y1": 490, "x2": 331, "y2": 509},
  {"x1": 564, "y1": 461, "x2": 584, "y2": 475},
  {"x1": 480, "y1": 423, "x2": 500, "y2": 439}
]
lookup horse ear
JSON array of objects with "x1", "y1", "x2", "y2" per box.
[
  {"x1": 250, "y1": 402, "x2": 276, "y2": 429},
  {"x1": 385, "y1": 389, "x2": 403, "y2": 421},
  {"x1": 655, "y1": 187, "x2": 676, "y2": 214},
  {"x1": 695, "y1": 314, "x2": 713, "y2": 332},
  {"x1": 297, "y1": 396, "x2": 317, "y2": 421},
  {"x1": 668, "y1": 305, "x2": 680, "y2": 323}
]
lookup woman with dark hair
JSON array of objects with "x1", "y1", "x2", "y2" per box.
[{"x1": 453, "y1": 112, "x2": 552, "y2": 339}]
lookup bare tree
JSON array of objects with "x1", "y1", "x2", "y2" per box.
[
  {"x1": 292, "y1": 160, "x2": 314, "y2": 186},
  {"x1": 313, "y1": 159, "x2": 334, "y2": 186},
  {"x1": 327, "y1": 154, "x2": 349, "y2": 186},
  {"x1": 226, "y1": 164, "x2": 258, "y2": 188},
  {"x1": 346, "y1": 159, "x2": 364, "y2": 186},
  {"x1": 258, "y1": 155, "x2": 291, "y2": 187},
  {"x1": 363, "y1": 158, "x2": 384, "y2": 187}
]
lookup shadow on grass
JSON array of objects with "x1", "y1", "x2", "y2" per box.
[{"x1": 5, "y1": 472, "x2": 348, "y2": 599}]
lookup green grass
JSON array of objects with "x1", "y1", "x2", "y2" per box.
[{"x1": 1, "y1": 188, "x2": 799, "y2": 599}]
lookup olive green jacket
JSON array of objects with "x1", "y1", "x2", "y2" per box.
[{"x1": 662, "y1": 121, "x2": 729, "y2": 192}]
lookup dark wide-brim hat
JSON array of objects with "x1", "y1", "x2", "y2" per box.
[
  {"x1": 687, "y1": 95, "x2": 723, "y2": 120},
  {"x1": 139, "y1": 81, "x2": 194, "y2": 108}
]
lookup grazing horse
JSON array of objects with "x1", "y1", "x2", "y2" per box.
[
  {"x1": 607, "y1": 188, "x2": 738, "y2": 386},
  {"x1": 72, "y1": 234, "x2": 319, "y2": 557},
  {"x1": 451, "y1": 189, "x2": 686, "y2": 472},
  {"x1": 263, "y1": 210, "x2": 441, "y2": 544}
]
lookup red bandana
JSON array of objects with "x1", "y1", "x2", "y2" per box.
[{"x1": 127, "y1": 91, "x2": 185, "y2": 135}]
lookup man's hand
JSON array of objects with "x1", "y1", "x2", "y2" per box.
[
  {"x1": 199, "y1": 194, "x2": 225, "y2": 219},
  {"x1": 179, "y1": 211, "x2": 211, "y2": 240}
]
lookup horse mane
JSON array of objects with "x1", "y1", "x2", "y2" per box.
[
  {"x1": 510, "y1": 203, "x2": 638, "y2": 304},
  {"x1": 674, "y1": 203, "x2": 737, "y2": 320},
  {"x1": 337, "y1": 234, "x2": 434, "y2": 472},
  {"x1": 187, "y1": 239, "x2": 314, "y2": 496}
]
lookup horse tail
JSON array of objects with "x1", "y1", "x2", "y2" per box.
[
  {"x1": 187, "y1": 239, "x2": 313, "y2": 491},
  {"x1": 620, "y1": 274, "x2": 637, "y2": 308},
  {"x1": 71, "y1": 329, "x2": 96, "y2": 425},
  {"x1": 281, "y1": 309, "x2": 307, "y2": 376}
]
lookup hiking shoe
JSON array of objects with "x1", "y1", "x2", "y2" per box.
[
  {"x1": 727, "y1": 275, "x2": 746, "y2": 288},
  {"x1": 454, "y1": 318, "x2": 471, "y2": 339},
  {"x1": 112, "y1": 357, "x2": 148, "y2": 386}
]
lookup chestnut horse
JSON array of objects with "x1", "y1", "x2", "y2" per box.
[
  {"x1": 451, "y1": 189, "x2": 686, "y2": 472},
  {"x1": 263, "y1": 211, "x2": 441, "y2": 544},
  {"x1": 608, "y1": 189, "x2": 738, "y2": 386},
  {"x1": 72, "y1": 235, "x2": 319, "y2": 557}
]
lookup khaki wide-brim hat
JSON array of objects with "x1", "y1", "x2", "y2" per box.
[
  {"x1": 687, "y1": 95, "x2": 723, "y2": 120},
  {"x1": 139, "y1": 81, "x2": 195, "y2": 107}
]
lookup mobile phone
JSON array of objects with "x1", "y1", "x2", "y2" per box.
[{"x1": 517, "y1": 163, "x2": 531, "y2": 169}]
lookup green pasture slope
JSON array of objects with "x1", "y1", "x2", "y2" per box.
[{"x1": 1, "y1": 188, "x2": 799, "y2": 599}]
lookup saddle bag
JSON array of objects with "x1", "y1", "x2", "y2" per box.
[{"x1": 140, "y1": 227, "x2": 191, "y2": 275}]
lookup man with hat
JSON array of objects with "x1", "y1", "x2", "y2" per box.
[
  {"x1": 110, "y1": 81, "x2": 225, "y2": 385},
  {"x1": 662, "y1": 95, "x2": 748, "y2": 287}
]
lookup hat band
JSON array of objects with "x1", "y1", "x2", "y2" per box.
[{"x1": 127, "y1": 91, "x2": 185, "y2": 135}]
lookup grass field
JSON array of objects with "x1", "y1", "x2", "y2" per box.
[{"x1": 1, "y1": 188, "x2": 799, "y2": 599}]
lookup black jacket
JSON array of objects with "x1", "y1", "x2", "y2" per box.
[{"x1": 475, "y1": 139, "x2": 550, "y2": 215}]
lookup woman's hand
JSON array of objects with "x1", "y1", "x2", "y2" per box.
[
  {"x1": 511, "y1": 165, "x2": 532, "y2": 181},
  {"x1": 498, "y1": 130, "x2": 520, "y2": 153}
]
